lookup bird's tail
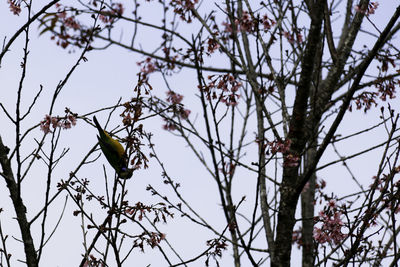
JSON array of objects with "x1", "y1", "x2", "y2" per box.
[{"x1": 93, "y1": 116, "x2": 103, "y2": 134}]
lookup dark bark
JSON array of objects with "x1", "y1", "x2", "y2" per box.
[
  {"x1": 0, "y1": 136, "x2": 38, "y2": 267},
  {"x1": 272, "y1": 3, "x2": 324, "y2": 266},
  {"x1": 301, "y1": 145, "x2": 317, "y2": 267}
]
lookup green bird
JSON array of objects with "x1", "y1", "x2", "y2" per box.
[{"x1": 93, "y1": 116, "x2": 133, "y2": 179}]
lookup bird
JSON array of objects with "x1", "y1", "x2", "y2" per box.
[{"x1": 93, "y1": 116, "x2": 133, "y2": 179}]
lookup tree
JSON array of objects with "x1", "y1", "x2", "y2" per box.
[{"x1": 1, "y1": 0, "x2": 400, "y2": 266}]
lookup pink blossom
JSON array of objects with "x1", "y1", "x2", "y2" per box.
[
  {"x1": 162, "y1": 91, "x2": 191, "y2": 131},
  {"x1": 238, "y1": 11, "x2": 256, "y2": 33},
  {"x1": 51, "y1": 116, "x2": 59, "y2": 128},
  {"x1": 40, "y1": 115, "x2": 53, "y2": 134},
  {"x1": 179, "y1": 109, "x2": 191, "y2": 120},
  {"x1": 222, "y1": 20, "x2": 238, "y2": 33},
  {"x1": 206, "y1": 74, "x2": 242, "y2": 106},
  {"x1": 99, "y1": 3, "x2": 124, "y2": 24},
  {"x1": 163, "y1": 120, "x2": 177, "y2": 131},
  {"x1": 170, "y1": 0, "x2": 199, "y2": 22},
  {"x1": 39, "y1": 112, "x2": 77, "y2": 134},
  {"x1": 268, "y1": 139, "x2": 291, "y2": 154},
  {"x1": 207, "y1": 38, "x2": 220, "y2": 54},
  {"x1": 355, "y1": 2, "x2": 379, "y2": 15},
  {"x1": 262, "y1": 15, "x2": 275, "y2": 31},
  {"x1": 137, "y1": 57, "x2": 157, "y2": 76},
  {"x1": 8, "y1": 0, "x2": 21, "y2": 15},
  {"x1": 297, "y1": 33, "x2": 303, "y2": 43},
  {"x1": 283, "y1": 30, "x2": 303, "y2": 45},
  {"x1": 328, "y1": 199, "x2": 336, "y2": 209},
  {"x1": 112, "y1": 3, "x2": 124, "y2": 16},
  {"x1": 314, "y1": 210, "x2": 347, "y2": 245},
  {"x1": 68, "y1": 115, "x2": 77, "y2": 126},
  {"x1": 166, "y1": 91, "x2": 183, "y2": 104},
  {"x1": 64, "y1": 16, "x2": 80, "y2": 30}
]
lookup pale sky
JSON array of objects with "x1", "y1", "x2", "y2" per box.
[{"x1": 0, "y1": 1, "x2": 399, "y2": 266}]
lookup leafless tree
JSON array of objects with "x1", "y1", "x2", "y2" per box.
[{"x1": 1, "y1": 0, "x2": 400, "y2": 266}]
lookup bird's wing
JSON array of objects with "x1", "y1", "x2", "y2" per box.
[
  {"x1": 94, "y1": 116, "x2": 130, "y2": 178},
  {"x1": 94, "y1": 116, "x2": 125, "y2": 157}
]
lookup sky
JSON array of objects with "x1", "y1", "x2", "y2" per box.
[
  {"x1": 0, "y1": 1, "x2": 400, "y2": 266},
  {"x1": 0, "y1": 1, "x2": 228, "y2": 266}
]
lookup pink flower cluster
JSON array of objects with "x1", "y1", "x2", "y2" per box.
[
  {"x1": 163, "y1": 121, "x2": 177, "y2": 131},
  {"x1": 350, "y1": 76, "x2": 397, "y2": 113},
  {"x1": 222, "y1": 12, "x2": 275, "y2": 34},
  {"x1": 237, "y1": 12, "x2": 276, "y2": 33},
  {"x1": 206, "y1": 74, "x2": 242, "y2": 106},
  {"x1": 82, "y1": 254, "x2": 104, "y2": 267},
  {"x1": 222, "y1": 20, "x2": 238, "y2": 33},
  {"x1": 267, "y1": 139, "x2": 299, "y2": 167},
  {"x1": 166, "y1": 91, "x2": 184, "y2": 105},
  {"x1": 171, "y1": 0, "x2": 198, "y2": 10},
  {"x1": 284, "y1": 153, "x2": 300, "y2": 167},
  {"x1": 170, "y1": 0, "x2": 199, "y2": 22},
  {"x1": 40, "y1": 110, "x2": 77, "y2": 134},
  {"x1": 133, "y1": 231, "x2": 166, "y2": 251},
  {"x1": 207, "y1": 38, "x2": 220, "y2": 54},
  {"x1": 48, "y1": 3, "x2": 82, "y2": 49},
  {"x1": 376, "y1": 79, "x2": 397, "y2": 101},
  {"x1": 262, "y1": 15, "x2": 276, "y2": 31},
  {"x1": 292, "y1": 228, "x2": 302, "y2": 248},
  {"x1": 55, "y1": 4, "x2": 81, "y2": 30},
  {"x1": 314, "y1": 200, "x2": 347, "y2": 245},
  {"x1": 146, "y1": 232, "x2": 166, "y2": 248},
  {"x1": 283, "y1": 30, "x2": 303, "y2": 45},
  {"x1": 137, "y1": 57, "x2": 157, "y2": 77},
  {"x1": 206, "y1": 238, "x2": 228, "y2": 258},
  {"x1": 99, "y1": 3, "x2": 125, "y2": 24},
  {"x1": 7, "y1": 0, "x2": 21, "y2": 15},
  {"x1": 237, "y1": 11, "x2": 257, "y2": 33},
  {"x1": 353, "y1": 91, "x2": 378, "y2": 113},
  {"x1": 268, "y1": 139, "x2": 291, "y2": 154},
  {"x1": 163, "y1": 91, "x2": 191, "y2": 131},
  {"x1": 125, "y1": 202, "x2": 174, "y2": 223},
  {"x1": 64, "y1": 16, "x2": 80, "y2": 30},
  {"x1": 354, "y1": 2, "x2": 379, "y2": 15}
]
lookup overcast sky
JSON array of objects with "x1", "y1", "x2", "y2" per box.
[{"x1": 1, "y1": 1, "x2": 400, "y2": 266}]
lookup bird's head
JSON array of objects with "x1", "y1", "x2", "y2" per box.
[{"x1": 119, "y1": 167, "x2": 133, "y2": 179}]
